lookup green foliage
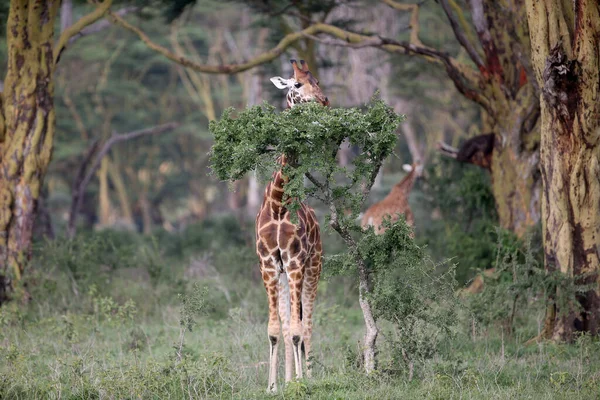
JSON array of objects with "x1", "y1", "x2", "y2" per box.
[
  {"x1": 464, "y1": 226, "x2": 593, "y2": 335},
  {"x1": 179, "y1": 282, "x2": 208, "y2": 332},
  {"x1": 419, "y1": 157, "x2": 499, "y2": 284},
  {"x1": 2, "y1": 230, "x2": 600, "y2": 399},
  {"x1": 210, "y1": 98, "x2": 460, "y2": 375},
  {"x1": 210, "y1": 98, "x2": 402, "y2": 218},
  {"x1": 343, "y1": 217, "x2": 458, "y2": 374},
  {"x1": 465, "y1": 229, "x2": 543, "y2": 333}
]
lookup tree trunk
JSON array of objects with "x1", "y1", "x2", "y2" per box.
[
  {"x1": 61, "y1": 0, "x2": 73, "y2": 32},
  {"x1": 0, "y1": 0, "x2": 60, "y2": 302},
  {"x1": 357, "y1": 258, "x2": 378, "y2": 373},
  {"x1": 97, "y1": 157, "x2": 114, "y2": 228},
  {"x1": 471, "y1": 1, "x2": 541, "y2": 237},
  {"x1": 488, "y1": 106, "x2": 541, "y2": 237},
  {"x1": 526, "y1": 0, "x2": 600, "y2": 340},
  {"x1": 107, "y1": 159, "x2": 135, "y2": 228}
]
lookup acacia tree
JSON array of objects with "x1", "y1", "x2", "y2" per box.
[
  {"x1": 526, "y1": 0, "x2": 600, "y2": 340},
  {"x1": 0, "y1": 0, "x2": 117, "y2": 301},
  {"x1": 210, "y1": 100, "x2": 456, "y2": 374}
]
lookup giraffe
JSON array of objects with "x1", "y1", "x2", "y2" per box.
[
  {"x1": 256, "y1": 59, "x2": 328, "y2": 392},
  {"x1": 361, "y1": 160, "x2": 423, "y2": 234}
]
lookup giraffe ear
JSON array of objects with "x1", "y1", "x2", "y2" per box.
[
  {"x1": 402, "y1": 164, "x2": 413, "y2": 172},
  {"x1": 270, "y1": 76, "x2": 293, "y2": 90}
]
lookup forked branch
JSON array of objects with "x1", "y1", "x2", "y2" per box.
[
  {"x1": 67, "y1": 122, "x2": 178, "y2": 237},
  {"x1": 439, "y1": 0, "x2": 485, "y2": 69},
  {"x1": 54, "y1": 0, "x2": 114, "y2": 64}
]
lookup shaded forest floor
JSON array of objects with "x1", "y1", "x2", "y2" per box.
[{"x1": 1, "y1": 217, "x2": 599, "y2": 399}]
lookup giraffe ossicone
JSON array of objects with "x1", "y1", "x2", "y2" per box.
[{"x1": 257, "y1": 59, "x2": 327, "y2": 392}]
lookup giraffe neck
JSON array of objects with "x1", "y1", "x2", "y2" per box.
[
  {"x1": 264, "y1": 156, "x2": 289, "y2": 217},
  {"x1": 391, "y1": 169, "x2": 417, "y2": 196}
]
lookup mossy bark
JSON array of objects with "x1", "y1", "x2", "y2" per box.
[
  {"x1": 526, "y1": 0, "x2": 600, "y2": 340},
  {"x1": 0, "y1": 0, "x2": 60, "y2": 302},
  {"x1": 473, "y1": 0, "x2": 541, "y2": 237}
]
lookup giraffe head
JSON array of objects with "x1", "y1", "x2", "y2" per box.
[
  {"x1": 270, "y1": 59, "x2": 329, "y2": 108},
  {"x1": 402, "y1": 159, "x2": 424, "y2": 178}
]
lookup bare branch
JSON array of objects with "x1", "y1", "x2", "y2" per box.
[
  {"x1": 67, "y1": 123, "x2": 178, "y2": 237},
  {"x1": 436, "y1": 141, "x2": 459, "y2": 158},
  {"x1": 68, "y1": 6, "x2": 138, "y2": 46},
  {"x1": 439, "y1": 0, "x2": 485, "y2": 69},
  {"x1": 306, "y1": 23, "x2": 493, "y2": 114},
  {"x1": 109, "y1": 11, "x2": 324, "y2": 74},
  {"x1": 381, "y1": 0, "x2": 426, "y2": 47},
  {"x1": 301, "y1": 32, "x2": 387, "y2": 48},
  {"x1": 54, "y1": 0, "x2": 113, "y2": 64}
]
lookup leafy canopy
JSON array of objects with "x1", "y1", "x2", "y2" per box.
[{"x1": 209, "y1": 98, "x2": 402, "y2": 219}]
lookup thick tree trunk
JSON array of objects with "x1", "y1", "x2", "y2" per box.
[
  {"x1": 488, "y1": 107, "x2": 541, "y2": 237},
  {"x1": 526, "y1": 0, "x2": 600, "y2": 340},
  {"x1": 434, "y1": 1, "x2": 542, "y2": 237},
  {"x1": 0, "y1": 1, "x2": 60, "y2": 302}
]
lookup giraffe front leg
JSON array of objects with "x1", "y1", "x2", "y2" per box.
[{"x1": 261, "y1": 261, "x2": 280, "y2": 393}]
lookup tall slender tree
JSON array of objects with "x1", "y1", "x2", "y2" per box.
[{"x1": 526, "y1": 0, "x2": 600, "y2": 340}]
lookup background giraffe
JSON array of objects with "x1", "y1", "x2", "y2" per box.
[
  {"x1": 256, "y1": 59, "x2": 327, "y2": 392},
  {"x1": 361, "y1": 160, "x2": 423, "y2": 234}
]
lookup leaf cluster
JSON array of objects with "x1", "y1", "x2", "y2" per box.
[
  {"x1": 464, "y1": 227, "x2": 593, "y2": 334},
  {"x1": 209, "y1": 98, "x2": 402, "y2": 219},
  {"x1": 363, "y1": 217, "x2": 458, "y2": 368}
]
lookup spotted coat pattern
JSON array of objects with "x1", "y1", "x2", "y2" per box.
[
  {"x1": 259, "y1": 59, "x2": 327, "y2": 392},
  {"x1": 361, "y1": 163, "x2": 420, "y2": 234}
]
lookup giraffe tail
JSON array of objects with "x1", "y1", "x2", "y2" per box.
[{"x1": 300, "y1": 299, "x2": 305, "y2": 356}]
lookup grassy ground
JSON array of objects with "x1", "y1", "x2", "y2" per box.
[{"x1": 1, "y1": 221, "x2": 599, "y2": 399}]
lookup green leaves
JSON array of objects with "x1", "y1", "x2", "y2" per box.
[{"x1": 209, "y1": 97, "x2": 403, "y2": 217}]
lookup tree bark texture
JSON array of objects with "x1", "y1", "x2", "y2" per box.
[
  {"x1": 526, "y1": 0, "x2": 600, "y2": 340},
  {"x1": 0, "y1": 0, "x2": 60, "y2": 302},
  {"x1": 468, "y1": 0, "x2": 541, "y2": 237}
]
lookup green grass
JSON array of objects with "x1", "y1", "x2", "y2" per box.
[{"x1": 1, "y1": 225, "x2": 599, "y2": 399}]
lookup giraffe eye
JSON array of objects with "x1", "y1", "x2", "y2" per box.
[{"x1": 294, "y1": 82, "x2": 303, "y2": 88}]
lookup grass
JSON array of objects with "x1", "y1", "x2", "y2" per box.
[{"x1": 1, "y1": 221, "x2": 599, "y2": 399}]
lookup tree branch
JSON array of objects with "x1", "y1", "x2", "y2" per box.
[
  {"x1": 67, "y1": 122, "x2": 178, "y2": 237},
  {"x1": 436, "y1": 141, "x2": 458, "y2": 158},
  {"x1": 110, "y1": 11, "x2": 325, "y2": 74},
  {"x1": 109, "y1": 11, "x2": 491, "y2": 114},
  {"x1": 68, "y1": 6, "x2": 137, "y2": 46},
  {"x1": 307, "y1": 23, "x2": 493, "y2": 115},
  {"x1": 439, "y1": 0, "x2": 485, "y2": 70},
  {"x1": 381, "y1": 0, "x2": 426, "y2": 47},
  {"x1": 54, "y1": 0, "x2": 113, "y2": 64}
]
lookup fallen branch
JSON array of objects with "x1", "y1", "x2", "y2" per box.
[{"x1": 67, "y1": 122, "x2": 178, "y2": 238}]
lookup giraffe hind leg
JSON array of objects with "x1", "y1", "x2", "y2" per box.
[
  {"x1": 260, "y1": 259, "x2": 280, "y2": 393},
  {"x1": 286, "y1": 266, "x2": 304, "y2": 380},
  {"x1": 302, "y1": 252, "x2": 322, "y2": 378},
  {"x1": 278, "y1": 272, "x2": 294, "y2": 382}
]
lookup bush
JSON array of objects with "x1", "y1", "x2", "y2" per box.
[{"x1": 418, "y1": 157, "x2": 498, "y2": 285}]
